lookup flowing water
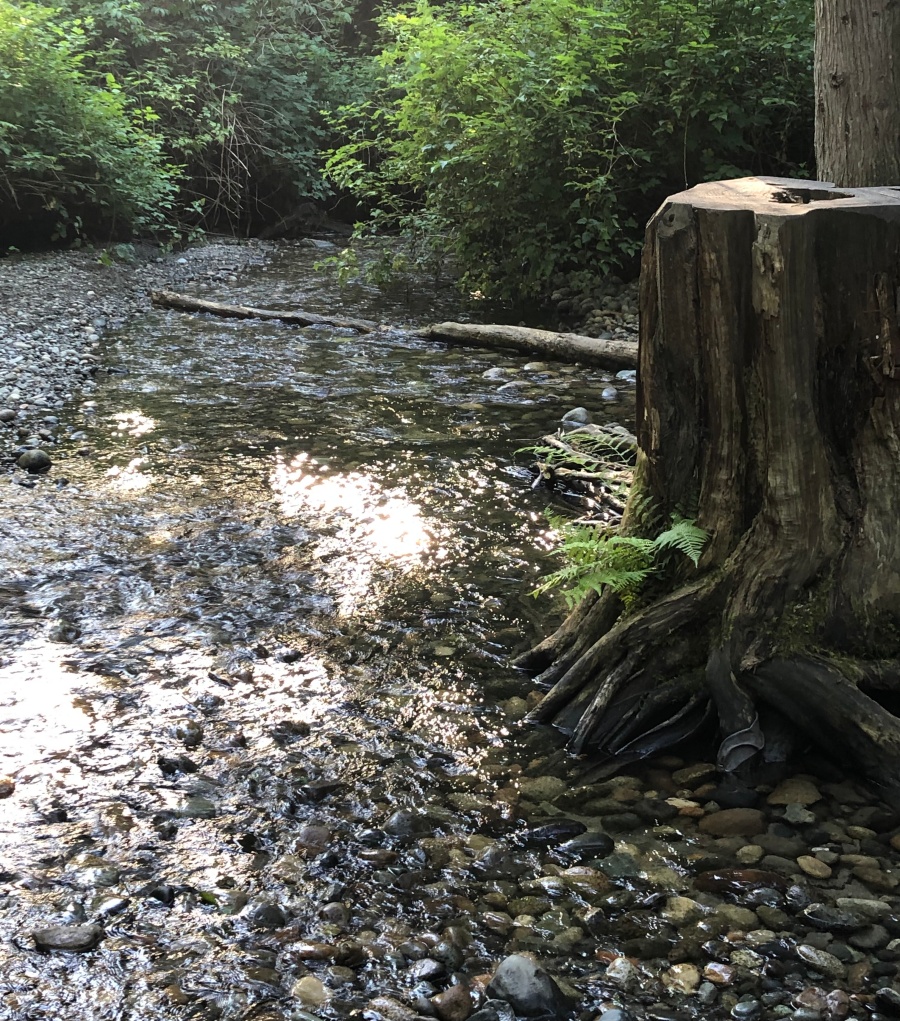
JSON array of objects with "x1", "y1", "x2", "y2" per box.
[{"x1": 0, "y1": 244, "x2": 637, "y2": 1018}]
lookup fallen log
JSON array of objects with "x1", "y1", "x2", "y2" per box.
[
  {"x1": 421, "y1": 322, "x2": 638, "y2": 370},
  {"x1": 150, "y1": 290, "x2": 378, "y2": 333}
]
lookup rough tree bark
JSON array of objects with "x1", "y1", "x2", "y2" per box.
[
  {"x1": 815, "y1": 0, "x2": 900, "y2": 186},
  {"x1": 516, "y1": 177, "x2": 900, "y2": 800}
]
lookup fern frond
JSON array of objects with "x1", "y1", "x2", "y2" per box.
[
  {"x1": 532, "y1": 509, "x2": 709, "y2": 605},
  {"x1": 652, "y1": 517, "x2": 708, "y2": 566}
]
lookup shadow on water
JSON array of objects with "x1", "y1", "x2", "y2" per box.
[{"x1": 0, "y1": 243, "x2": 636, "y2": 1019}]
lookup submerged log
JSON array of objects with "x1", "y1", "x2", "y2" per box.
[
  {"x1": 517, "y1": 176, "x2": 900, "y2": 799},
  {"x1": 150, "y1": 290, "x2": 378, "y2": 333},
  {"x1": 422, "y1": 322, "x2": 637, "y2": 370}
]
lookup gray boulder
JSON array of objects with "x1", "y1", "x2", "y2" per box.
[{"x1": 486, "y1": 954, "x2": 570, "y2": 1017}]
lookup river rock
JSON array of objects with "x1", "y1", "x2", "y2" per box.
[
  {"x1": 431, "y1": 983, "x2": 473, "y2": 1021},
  {"x1": 699, "y1": 808, "x2": 766, "y2": 837},
  {"x1": 292, "y1": 975, "x2": 329, "y2": 1006},
  {"x1": 556, "y1": 831, "x2": 614, "y2": 860},
  {"x1": 517, "y1": 776, "x2": 567, "y2": 801},
  {"x1": 17, "y1": 448, "x2": 51, "y2": 472},
  {"x1": 797, "y1": 945, "x2": 846, "y2": 978},
  {"x1": 369, "y1": 997, "x2": 424, "y2": 1021},
  {"x1": 661, "y1": 896, "x2": 704, "y2": 926},
  {"x1": 662, "y1": 963, "x2": 701, "y2": 994},
  {"x1": 836, "y1": 897, "x2": 891, "y2": 921},
  {"x1": 767, "y1": 777, "x2": 822, "y2": 806},
  {"x1": 561, "y1": 407, "x2": 592, "y2": 428},
  {"x1": 486, "y1": 954, "x2": 569, "y2": 1017},
  {"x1": 604, "y1": 956, "x2": 639, "y2": 991},
  {"x1": 849, "y1": 924, "x2": 891, "y2": 950},
  {"x1": 0, "y1": 408, "x2": 16, "y2": 423},
  {"x1": 32, "y1": 923, "x2": 103, "y2": 952},
  {"x1": 797, "y1": 855, "x2": 832, "y2": 878}
]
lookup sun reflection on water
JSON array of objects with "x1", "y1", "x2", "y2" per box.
[{"x1": 270, "y1": 452, "x2": 448, "y2": 612}]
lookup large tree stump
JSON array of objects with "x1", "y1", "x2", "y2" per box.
[{"x1": 517, "y1": 176, "x2": 900, "y2": 799}]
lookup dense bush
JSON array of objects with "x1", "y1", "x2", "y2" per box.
[
  {"x1": 0, "y1": 0, "x2": 372, "y2": 243},
  {"x1": 53, "y1": 0, "x2": 366, "y2": 233},
  {"x1": 327, "y1": 0, "x2": 815, "y2": 301},
  {"x1": 0, "y1": 0, "x2": 176, "y2": 241}
]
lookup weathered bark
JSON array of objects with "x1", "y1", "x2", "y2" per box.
[
  {"x1": 815, "y1": 0, "x2": 900, "y2": 186},
  {"x1": 422, "y1": 322, "x2": 637, "y2": 370},
  {"x1": 150, "y1": 290, "x2": 378, "y2": 333},
  {"x1": 521, "y1": 176, "x2": 900, "y2": 797}
]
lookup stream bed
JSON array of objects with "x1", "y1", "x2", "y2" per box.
[{"x1": 1, "y1": 244, "x2": 899, "y2": 1021}]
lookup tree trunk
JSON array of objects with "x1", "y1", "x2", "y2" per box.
[
  {"x1": 517, "y1": 176, "x2": 900, "y2": 800},
  {"x1": 815, "y1": 0, "x2": 900, "y2": 186}
]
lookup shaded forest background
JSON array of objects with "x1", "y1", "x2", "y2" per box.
[{"x1": 1, "y1": 0, "x2": 813, "y2": 302}]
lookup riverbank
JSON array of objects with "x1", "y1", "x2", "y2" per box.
[{"x1": 0, "y1": 241, "x2": 272, "y2": 470}]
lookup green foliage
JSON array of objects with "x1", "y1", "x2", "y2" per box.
[
  {"x1": 0, "y1": 0, "x2": 177, "y2": 239},
  {"x1": 53, "y1": 0, "x2": 366, "y2": 232},
  {"x1": 327, "y1": 0, "x2": 814, "y2": 301},
  {"x1": 534, "y1": 513, "x2": 708, "y2": 607}
]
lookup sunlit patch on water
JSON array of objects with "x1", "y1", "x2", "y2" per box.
[
  {"x1": 104, "y1": 455, "x2": 156, "y2": 492},
  {"x1": 270, "y1": 451, "x2": 449, "y2": 614},
  {"x1": 112, "y1": 409, "x2": 158, "y2": 437}
]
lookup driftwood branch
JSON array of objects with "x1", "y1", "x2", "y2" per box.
[
  {"x1": 422, "y1": 322, "x2": 638, "y2": 370},
  {"x1": 150, "y1": 290, "x2": 378, "y2": 333}
]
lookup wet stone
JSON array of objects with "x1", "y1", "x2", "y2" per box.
[
  {"x1": 797, "y1": 946, "x2": 846, "y2": 978},
  {"x1": 410, "y1": 958, "x2": 445, "y2": 982},
  {"x1": 431, "y1": 983, "x2": 473, "y2": 1021},
  {"x1": 699, "y1": 809, "x2": 767, "y2": 837},
  {"x1": 249, "y1": 902, "x2": 287, "y2": 929},
  {"x1": 292, "y1": 975, "x2": 329, "y2": 1006},
  {"x1": 732, "y1": 1001, "x2": 762, "y2": 1020},
  {"x1": 850, "y1": 925, "x2": 891, "y2": 950},
  {"x1": 32, "y1": 923, "x2": 103, "y2": 952},
  {"x1": 486, "y1": 954, "x2": 569, "y2": 1017},
  {"x1": 876, "y1": 988, "x2": 900, "y2": 1017},
  {"x1": 662, "y1": 963, "x2": 701, "y2": 994},
  {"x1": 177, "y1": 795, "x2": 216, "y2": 818},
  {"x1": 797, "y1": 856, "x2": 832, "y2": 879},
  {"x1": 17, "y1": 448, "x2": 51, "y2": 472}
]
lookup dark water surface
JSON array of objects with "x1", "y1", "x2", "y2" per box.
[{"x1": 0, "y1": 245, "x2": 635, "y2": 1018}]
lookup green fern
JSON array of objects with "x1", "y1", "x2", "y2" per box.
[
  {"x1": 652, "y1": 518, "x2": 708, "y2": 566},
  {"x1": 534, "y1": 514, "x2": 708, "y2": 608}
]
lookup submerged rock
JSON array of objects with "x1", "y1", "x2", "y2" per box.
[
  {"x1": 33, "y1": 923, "x2": 103, "y2": 952},
  {"x1": 486, "y1": 954, "x2": 570, "y2": 1017},
  {"x1": 17, "y1": 448, "x2": 51, "y2": 473}
]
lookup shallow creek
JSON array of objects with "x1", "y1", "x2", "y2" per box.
[
  {"x1": 0, "y1": 246, "x2": 634, "y2": 1017},
  {"x1": 3, "y1": 246, "x2": 899, "y2": 1021}
]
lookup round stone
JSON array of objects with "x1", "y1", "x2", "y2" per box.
[{"x1": 17, "y1": 448, "x2": 51, "y2": 473}]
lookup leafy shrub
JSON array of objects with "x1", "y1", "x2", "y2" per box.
[
  {"x1": 58, "y1": 0, "x2": 367, "y2": 232},
  {"x1": 0, "y1": 0, "x2": 176, "y2": 240},
  {"x1": 327, "y1": 0, "x2": 814, "y2": 301}
]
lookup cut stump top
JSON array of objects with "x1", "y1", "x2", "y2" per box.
[{"x1": 664, "y1": 176, "x2": 900, "y2": 216}]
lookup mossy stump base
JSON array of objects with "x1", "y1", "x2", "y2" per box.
[{"x1": 516, "y1": 176, "x2": 900, "y2": 799}]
